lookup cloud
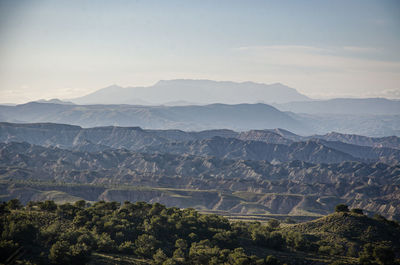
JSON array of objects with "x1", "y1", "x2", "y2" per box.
[
  {"x1": 366, "y1": 88, "x2": 400, "y2": 98},
  {"x1": 233, "y1": 45, "x2": 400, "y2": 73},
  {"x1": 342, "y1": 46, "x2": 380, "y2": 53},
  {"x1": 231, "y1": 45, "x2": 400, "y2": 99}
]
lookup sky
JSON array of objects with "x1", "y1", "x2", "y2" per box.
[{"x1": 0, "y1": 0, "x2": 399, "y2": 103}]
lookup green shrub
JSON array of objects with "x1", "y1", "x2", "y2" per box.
[{"x1": 335, "y1": 204, "x2": 349, "y2": 213}]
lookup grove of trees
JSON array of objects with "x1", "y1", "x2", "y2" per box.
[{"x1": 0, "y1": 200, "x2": 399, "y2": 265}]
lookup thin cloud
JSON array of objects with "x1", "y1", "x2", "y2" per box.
[
  {"x1": 231, "y1": 45, "x2": 400, "y2": 99},
  {"x1": 342, "y1": 46, "x2": 381, "y2": 53},
  {"x1": 366, "y1": 89, "x2": 400, "y2": 98},
  {"x1": 234, "y1": 45, "x2": 400, "y2": 72}
]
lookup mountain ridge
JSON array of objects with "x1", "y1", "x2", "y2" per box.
[
  {"x1": 1, "y1": 122, "x2": 400, "y2": 165},
  {"x1": 1, "y1": 141, "x2": 399, "y2": 219},
  {"x1": 0, "y1": 102, "x2": 308, "y2": 133},
  {"x1": 69, "y1": 79, "x2": 311, "y2": 105}
]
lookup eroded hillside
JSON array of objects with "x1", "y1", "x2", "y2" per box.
[{"x1": 1, "y1": 142, "x2": 399, "y2": 219}]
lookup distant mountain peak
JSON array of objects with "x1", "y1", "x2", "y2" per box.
[
  {"x1": 34, "y1": 98, "x2": 75, "y2": 105},
  {"x1": 106, "y1": 84, "x2": 123, "y2": 89},
  {"x1": 69, "y1": 79, "x2": 311, "y2": 105},
  {"x1": 270, "y1": 82, "x2": 285, "y2": 86}
]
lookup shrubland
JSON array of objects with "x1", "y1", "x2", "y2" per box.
[{"x1": 1, "y1": 200, "x2": 399, "y2": 265}]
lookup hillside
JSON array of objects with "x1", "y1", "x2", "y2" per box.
[
  {"x1": 311, "y1": 132, "x2": 400, "y2": 149},
  {"x1": 282, "y1": 211, "x2": 400, "y2": 257},
  {"x1": 1, "y1": 122, "x2": 400, "y2": 164},
  {"x1": 1, "y1": 200, "x2": 399, "y2": 265},
  {"x1": 141, "y1": 137, "x2": 360, "y2": 164},
  {"x1": 1, "y1": 142, "x2": 399, "y2": 219}
]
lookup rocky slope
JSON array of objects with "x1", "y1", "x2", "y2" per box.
[
  {"x1": 1, "y1": 142, "x2": 399, "y2": 219},
  {"x1": 311, "y1": 132, "x2": 400, "y2": 149},
  {"x1": 2, "y1": 122, "x2": 399, "y2": 164},
  {"x1": 140, "y1": 137, "x2": 360, "y2": 164}
]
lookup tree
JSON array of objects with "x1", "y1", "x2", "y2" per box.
[
  {"x1": 48, "y1": 240, "x2": 91, "y2": 265},
  {"x1": 49, "y1": 240, "x2": 70, "y2": 264},
  {"x1": 267, "y1": 232, "x2": 285, "y2": 250},
  {"x1": 57, "y1": 203, "x2": 79, "y2": 219},
  {"x1": 39, "y1": 200, "x2": 57, "y2": 212},
  {"x1": 77, "y1": 233, "x2": 94, "y2": 248},
  {"x1": 3, "y1": 221, "x2": 38, "y2": 244},
  {"x1": 95, "y1": 233, "x2": 116, "y2": 253},
  {"x1": 212, "y1": 231, "x2": 236, "y2": 249},
  {"x1": 135, "y1": 234, "x2": 159, "y2": 258},
  {"x1": 358, "y1": 243, "x2": 396, "y2": 265},
  {"x1": 335, "y1": 204, "x2": 349, "y2": 213},
  {"x1": 188, "y1": 240, "x2": 221, "y2": 264},
  {"x1": 284, "y1": 217, "x2": 296, "y2": 224},
  {"x1": 173, "y1": 248, "x2": 186, "y2": 261},
  {"x1": 118, "y1": 241, "x2": 135, "y2": 254},
  {"x1": 347, "y1": 243, "x2": 358, "y2": 257},
  {"x1": 152, "y1": 248, "x2": 168, "y2": 265},
  {"x1": 251, "y1": 226, "x2": 269, "y2": 246},
  {"x1": 74, "y1": 200, "x2": 87, "y2": 209},
  {"x1": 0, "y1": 202, "x2": 9, "y2": 214},
  {"x1": 68, "y1": 243, "x2": 91, "y2": 265},
  {"x1": 175, "y1": 238, "x2": 188, "y2": 250},
  {"x1": 351, "y1": 208, "x2": 364, "y2": 215},
  {"x1": 285, "y1": 231, "x2": 310, "y2": 251},
  {"x1": 267, "y1": 219, "x2": 280, "y2": 229},
  {"x1": 227, "y1": 247, "x2": 255, "y2": 265},
  {"x1": 373, "y1": 244, "x2": 395, "y2": 265},
  {"x1": 7, "y1": 199, "x2": 22, "y2": 210}
]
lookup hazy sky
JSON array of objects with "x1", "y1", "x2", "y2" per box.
[{"x1": 0, "y1": 0, "x2": 399, "y2": 103}]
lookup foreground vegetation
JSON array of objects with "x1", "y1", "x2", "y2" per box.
[{"x1": 1, "y1": 200, "x2": 399, "y2": 265}]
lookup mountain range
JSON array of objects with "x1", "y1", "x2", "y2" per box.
[
  {"x1": 69, "y1": 79, "x2": 400, "y2": 116},
  {"x1": 1, "y1": 122, "x2": 400, "y2": 164},
  {"x1": 0, "y1": 102, "x2": 307, "y2": 133},
  {"x1": 1, "y1": 141, "x2": 399, "y2": 219},
  {"x1": 1, "y1": 122, "x2": 400, "y2": 219},
  {"x1": 2, "y1": 79, "x2": 400, "y2": 136},
  {"x1": 1, "y1": 101, "x2": 400, "y2": 136},
  {"x1": 69, "y1": 79, "x2": 311, "y2": 105},
  {"x1": 1, "y1": 79, "x2": 400, "y2": 222}
]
